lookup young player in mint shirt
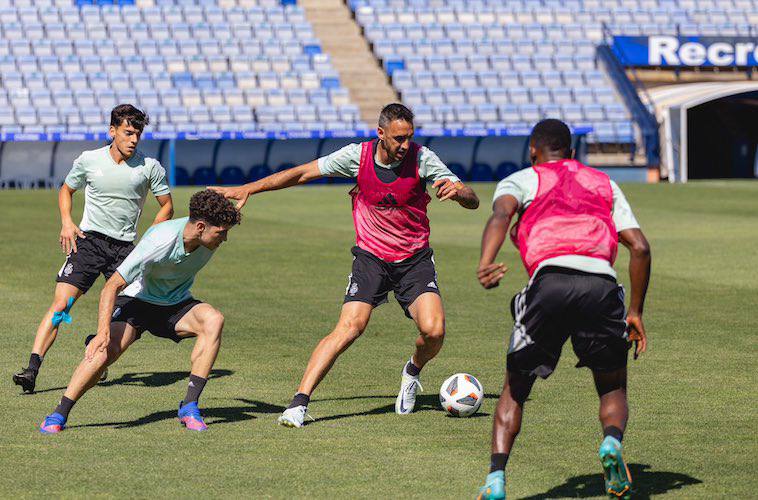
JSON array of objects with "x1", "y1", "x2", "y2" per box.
[
  {"x1": 39, "y1": 190, "x2": 242, "y2": 434},
  {"x1": 13, "y1": 105, "x2": 173, "y2": 394}
]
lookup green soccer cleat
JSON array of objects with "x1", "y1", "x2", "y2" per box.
[
  {"x1": 476, "y1": 471, "x2": 505, "y2": 500},
  {"x1": 599, "y1": 436, "x2": 632, "y2": 499}
]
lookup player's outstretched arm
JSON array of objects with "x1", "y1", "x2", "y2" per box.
[
  {"x1": 151, "y1": 194, "x2": 174, "y2": 225},
  {"x1": 58, "y1": 183, "x2": 85, "y2": 254},
  {"x1": 86, "y1": 272, "x2": 127, "y2": 360},
  {"x1": 619, "y1": 228, "x2": 651, "y2": 357},
  {"x1": 209, "y1": 160, "x2": 323, "y2": 209},
  {"x1": 477, "y1": 195, "x2": 519, "y2": 289},
  {"x1": 432, "y1": 179, "x2": 479, "y2": 209}
]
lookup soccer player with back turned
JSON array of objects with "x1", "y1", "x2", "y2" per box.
[
  {"x1": 476, "y1": 119, "x2": 651, "y2": 500},
  {"x1": 13, "y1": 104, "x2": 174, "y2": 393},
  {"x1": 213, "y1": 103, "x2": 480, "y2": 427}
]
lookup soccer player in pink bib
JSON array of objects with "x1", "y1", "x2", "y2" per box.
[
  {"x1": 476, "y1": 119, "x2": 651, "y2": 500},
  {"x1": 212, "y1": 104, "x2": 479, "y2": 427}
]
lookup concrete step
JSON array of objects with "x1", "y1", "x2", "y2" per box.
[{"x1": 301, "y1": 0, "x2": 397, "y2": 125}]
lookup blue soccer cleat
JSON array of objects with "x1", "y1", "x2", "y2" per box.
[
  {"x1": 599, "y1": 436, "x2": 632, "y2": 499},
  {"x1": 477, "y1": 470, "x2": 506, "y2": 500},
  {"x1": 178, "y1": 401, "x2": 207, "y2": 431},
  {"x1": 39, "y1": 412, "x2": 66, "y2": 434}
]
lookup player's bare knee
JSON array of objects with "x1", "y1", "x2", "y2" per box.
[
  {"x1": 204, "y1": 310, "x2": 225, "y2": 337},
  {"x1": 418, "y1": 317, "x2": 445, "y2": 341},
  {"x1": 338, "y1": 316, "x2": 368, "y2": 340},
  {"x1": 51, "y1": 297, "x2": 72, "y2": 313},
  {"x1": 104, "y1": 350, "x2": 119, "y2": 366},
  {"x1": 87, "y1": 348, "x2": 111, "y2": 367}
]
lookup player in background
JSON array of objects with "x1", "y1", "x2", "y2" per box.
[
  {"x1": 39, "y1": 190, "x2": 241, "y2": 434},
  {"x1": 212, "y1": 103, "x2": 480, "y2": 427},
  {"x1": 13, "y1": 104, "x2": 173, "y2": 394},
  {"x1": 476, "y1": 119, "x2": 651, "y2": 500}
]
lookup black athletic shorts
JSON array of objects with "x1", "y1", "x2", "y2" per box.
[
  {"x1": 111, "y1": 295, "x2": 203, "y2": 343},
  {"x1": 56, "y1": 231, "x2": 134, "y2": 293},
  {"x1": 344, "y1": 246, "x2": 441, "y2": 319},
  {"x1": 507, "y1": 266, "x2": 630, "y2": 379}
]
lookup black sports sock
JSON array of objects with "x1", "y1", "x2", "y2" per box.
[
  {"x1": 603, "y1": 425, "x2": 624, "y2": 442},
  {"x1": 287, "y1": 392, "x2": 310, "y2": 409},
  {"x1": 54, "y1": 396, "x2": 75, "y2": 419},
  {"x1": 489, "y1": 453, "x2": 509, "y2": 473},
  {"x1": 183, "y1": 374, "x2": 207, "y2": 405},
  {"x1": 28, "y1": 353, "x2": 43, "y2": 373},
  {"x1": 404, "y1": 359, "x2": 421, "y2": 377}
]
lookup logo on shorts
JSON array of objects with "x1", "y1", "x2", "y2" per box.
[
  {"x1": 63, "y1": 263, "x2": 74, "y2": 277},
  {"x1": 349, "y1": 282, "x2": 359, "y2": 296},
  {"x1": 112, "y1": 307, "x2": 121, "y2": 319},
  {"x1": 427, "y1": 281, "x2": 437, "y2": 289}
]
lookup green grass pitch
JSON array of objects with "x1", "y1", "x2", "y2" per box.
[{"x1": 1, "y1": 181, "x2": 756, "y2": 498}]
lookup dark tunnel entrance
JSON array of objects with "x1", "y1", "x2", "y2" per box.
[{"x1": 687, "y1": 90, "x2": 758, "y2": 179}]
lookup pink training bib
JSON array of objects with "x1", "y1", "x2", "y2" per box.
[
  {"x1": 511, "y1": 160, "x2": 618, "y2": 277},
  {"x1": 350, "y1": 140, "x2": 431, "y2": 261}
]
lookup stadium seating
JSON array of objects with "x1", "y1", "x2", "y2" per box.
[
  {"x1": 0, "y1": 1, "x2": 367, "y2": 134},
  {"x1": 349, "y1": 0, "x2": 758, "y2": 144}
]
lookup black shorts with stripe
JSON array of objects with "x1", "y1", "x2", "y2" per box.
[
  {"x1": 343, "y1": 246, "x2": 440, "y2": 319},
  {"x1": 111, "y1": 295, "x2": 203, "y2": 343},
  {"x1": 56, "y1": 231, "x2": 134, "y2": 293},
  {"x1": 507, "y1": 266, "x2": 630, "y2": 379}
]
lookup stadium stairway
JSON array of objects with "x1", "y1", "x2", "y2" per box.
[{"x1": 299, "y1": 0, "x2": 398, "y2": 124}]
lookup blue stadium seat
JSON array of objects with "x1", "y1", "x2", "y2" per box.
[
  {"x1": 469, "y1": 163, "x2": 494, "y2": 182},
  {"x1": 246, "y1": 165, "x2": 271, "y2": 182},
  {"x1": 173, "y1": 167, "x2": 191, "y2": 186},
  {"x1": 218, "y1": 166, "x2": 246, "y2": 186},
  {"x1": 495, "y1": 162, "x2": 521, "y2": 180},
  {"x1": 192, "y1": 167, "x2": 217, "y2": 186},
  {"x1": 446, "y1": 163, "x2": 467, "y2": 182}
]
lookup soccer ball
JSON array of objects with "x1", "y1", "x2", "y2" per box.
[{"x1": 439, "y1": 373, "x2": 484, "y2": 417}]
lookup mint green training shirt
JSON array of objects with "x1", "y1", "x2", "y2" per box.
[
  {"x1": 117, "y1": 217, "x2": 215, "y2": 306},
  {"x1": 64, "y1": 145, "x2": 170, "y2": 242},
  {"x1": 317, "y1": 142, "x2": 460, "y2": 182}
]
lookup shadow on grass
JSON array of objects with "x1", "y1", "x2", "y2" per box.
[
  {"x1": 309, "y1": 394, "x2": 491, "y2": 425},
  {"x1": 99, "y1": 369, "x2": 234, "y2": 388},
  {"x1": 26, "y1": 369, "x2": 234, "y2": 395},
  {"x1": 519, "y1": 463, "x2": 702, "y2": 499},
  {"x1": 68, "y1": 398, "x2": 285, "y2": 430}
]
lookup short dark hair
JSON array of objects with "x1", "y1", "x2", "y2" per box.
[
  {"x1": 530, "y1": 119, "x2": 572, "y2": 157},
  {"x1": 110, "y1": 104, "x2": 149, "y2": 131},
  {"x1": 378, "y1": 103, "x2": 414, "y2": 128},
  {"x1": 189, "y1": 190, "x2": 242, "y2": 227}
]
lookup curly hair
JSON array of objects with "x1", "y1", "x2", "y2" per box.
[{"x1": 189, "y1": 189, "x2": 242, "y2": 227}]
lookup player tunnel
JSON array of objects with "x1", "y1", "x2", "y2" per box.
[
  {"x1": 687, "y1": 91, "x2": 758, "y2": 179},
  {"x1": 655, "y1": 82, "x2": 758, "y2": 182}
]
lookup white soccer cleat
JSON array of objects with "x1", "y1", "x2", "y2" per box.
[
  {"x1": 395, "y1": 368, "x2": 423, "y2": 415},
  {"x1": 277, "y1": 405, "x2": 308, "y2": 428}
]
